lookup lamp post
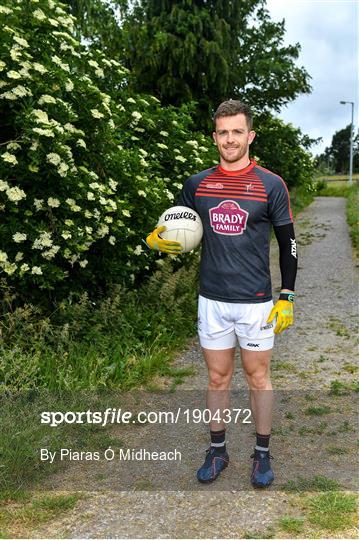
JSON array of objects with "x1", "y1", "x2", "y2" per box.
[{"x1": 340, "y1": 100, "x2": 354, "y2": 185}]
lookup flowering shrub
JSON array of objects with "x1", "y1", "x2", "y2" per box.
[{"x1": 0, "y1": 0, "x2": 217, "y2": 302}]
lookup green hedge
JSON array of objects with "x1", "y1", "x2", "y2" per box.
[{"x1": 0, "y1": 0, "x2": 217, "y2": 305}]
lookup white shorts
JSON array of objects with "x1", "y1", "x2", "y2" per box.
[{"x1": 198, "y1": 295, "x2": 275, "y2": 351}]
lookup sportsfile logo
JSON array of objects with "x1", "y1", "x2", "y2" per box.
[
  {"x1": 209, "y1": 200, "x2": 249, "y2": 235},
  {"x1": 290, "y1": 238, "x2": 297, "y2": 258}
]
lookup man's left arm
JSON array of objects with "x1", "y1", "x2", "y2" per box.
[{"x1": 267, "y1": 223, "x2": 297, "y2": 334}]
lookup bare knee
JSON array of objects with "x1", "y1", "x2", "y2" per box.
[
  {"x1": 245, "y1": 369, "x2": 270, "y2": 390},
  {"x1": 208, "y1": 369, "x2": 232, "y2": 390}
]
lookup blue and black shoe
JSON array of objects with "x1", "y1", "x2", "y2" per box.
[
  {"x1": 197, "y1": 447, "x2": 229, "y2": 483},
  {"x1": 251, "y1": 449, "x2": 274, "y2": 487}
]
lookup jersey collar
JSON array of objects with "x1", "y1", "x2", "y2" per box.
[{"x1": 217, "y1": 159, "x2": 256, "y2": 176}]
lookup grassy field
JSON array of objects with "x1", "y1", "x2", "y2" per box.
[{"x1": 315, "y1": 173, "x2": 359, "y2": 182}]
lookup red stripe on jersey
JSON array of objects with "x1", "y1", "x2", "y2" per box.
[
  {"x1": 204, "y1": 185, "x2": 266, "y2": 192},
  {"x1": 202, "y1": 175, "x2": 265, "y2": 185},
  {"x1": 197, "y1": 188, "x2": 267, "y2": 198},
  {"x1": 204, "y1": 179, "x2": 265, "y2": 189},
  {"x1": 199, "y1": 178, "x2": 264, "y2": 190},
  {"x1": 195, "y1": 192, "x2": 268, "y2": 203}
]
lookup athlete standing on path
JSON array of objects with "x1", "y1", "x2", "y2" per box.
[{"x1": 146, "y1": 100, "x2": 297, "y2": 487}]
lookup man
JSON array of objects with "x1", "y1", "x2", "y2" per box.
[{"x1": 146, "y1": 100, "x2": 297, "y2": 487}]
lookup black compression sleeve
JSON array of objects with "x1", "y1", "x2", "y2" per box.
[{"x1": 273, "y1": 223, "x2": 297, "y2": 292}]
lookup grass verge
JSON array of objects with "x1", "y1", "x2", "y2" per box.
[
  {"x1": 0, "y1": 256, "x2": 199, "y2": 392},
  {"x1": 289, "y1": 184, "x2": 316, "y2": 216},
  {"x1": 315, "y1": 180, "x2": 359, "y2": 254},
  {"x1": 278, "y1": 488, "x2": 358, "y2": 538},
  {"x1": 0, "y1": 492, "x2": 82, "y2": 538},
  {"x1": 0, "y1": 390, "x2": 130, "y2": 493}
]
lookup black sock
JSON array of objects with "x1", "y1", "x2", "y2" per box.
[
  {"x1": 210, "y1": 428, "x2": 226, "y2": 453},
  {"x1": 255, "y1": 432, "x2": 270, "y2": 452}
]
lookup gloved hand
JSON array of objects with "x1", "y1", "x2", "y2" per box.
[
  {"x1": 266, "y1": 300, "x2": 294, "y2": 334},
  {"x1": 146, "y1": 226, "x2": 182, "y2": 255}
]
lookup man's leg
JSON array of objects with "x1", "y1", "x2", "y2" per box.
[
  {"x1": 203, "y1": 347, "x2": 236, "y2": 431},
  {"x1": 196, "y1": 346, "x2": 235, "y2": 482},
  {"x1": 240, "y1": 347, "x2": 273, "y2": 433},
  {"x1": 240, "y1": 346, "x2": 275, "y2": 487}
]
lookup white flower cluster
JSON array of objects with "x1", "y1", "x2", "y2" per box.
[
  {"x1": 13, "y1": 232, "x2": 27, "y2": 243},
  {"x1": 131, "y1": 111, "x2": 142, "y2": 122},
  {"x1": 1, "y1": 152, "x2": 18, "y2": 165},
  {"x1": 47, "y1": 197, "x2": 60, "y2": 208},
  {"x1": 38, "y1": 94, "x2": 56, "y2": 105},
  {"x1": 32, "y1": 231, "x2": 53, "y2": 250},
  {"x1": 2, "y1": 184, "x2": 27, "y2": 203}
]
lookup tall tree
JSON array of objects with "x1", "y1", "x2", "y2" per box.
[
  {"x1": 330, "y1": 125, "x2": 359, "y2": 174},
  {"x1": 63, "y1": 0, "x2": 128, "y2": 55},
  {"x1": 120, "y1": 0, "x2": 311, "y2": 131},
  {"x1": 316, "y1": 126, "x2": 359, "y2": 174}
]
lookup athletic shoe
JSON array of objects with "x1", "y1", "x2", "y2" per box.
[
  {"x1": 250, "y1": 449, "x2": 274, "y2": 487},
  {"x1": 197, "y1": 447, "x2": 229, "y2": 483}
]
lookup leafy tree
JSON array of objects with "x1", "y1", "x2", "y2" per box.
[
  {"x1": 316, "y1": 125, "x2": 359, "y2": 174},
  {"x1": 63, "y1": 0, "x2": 128, "y2": 55},
  {"x1": 120, "y1": 0, "x2": 311, "y2": 131},
  {"x1": 330, "y1": 125, "x2": 359, "y2": 174},
  {"x1": 252, "y1": 114, "x2": 317, "y2": 189}
]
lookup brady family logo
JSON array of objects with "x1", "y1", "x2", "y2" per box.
[{"x1": 209, "y1": 200, "x2": 249, "y2": 235}]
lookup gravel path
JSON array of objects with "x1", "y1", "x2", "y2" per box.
[{"x1": 32, "y1": 196, "x2": 358, "y2": 539}]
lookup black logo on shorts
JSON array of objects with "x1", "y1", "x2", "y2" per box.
[{"x1": 246, "y1": 343, "x2": 260, "y2": 347}]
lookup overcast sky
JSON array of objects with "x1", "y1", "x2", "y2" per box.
[{"x1": 266, "y1": 0, "x2": 358, "y2": 156}]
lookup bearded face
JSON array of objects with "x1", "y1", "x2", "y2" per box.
[{"x1": 213, "y1": 114, "x2": 256, "y2": 167}]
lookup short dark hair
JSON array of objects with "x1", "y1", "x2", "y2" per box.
[{"x1": 213, "y1": 100, "x2": 253, "y2": 130}]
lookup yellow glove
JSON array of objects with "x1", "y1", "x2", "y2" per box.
[
  {"x1": 146, "y1": 226, "x2": 182, "y2": 255},
  {"x1": 267, "y1": 297, "x2": 294, "y2": 334}
]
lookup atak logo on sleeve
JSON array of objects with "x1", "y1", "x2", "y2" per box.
[{"x1": 209, "y1": 200, "x2": 249, "y2": 235}]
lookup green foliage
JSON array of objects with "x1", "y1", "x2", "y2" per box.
[
  {"x1": 0, "y1": 387, "x2": 124, "y2": 491},
  {"x1": 64, "y1": 0, "x2": 129, "y2": 53},
  {"x1": 315, "y1": 181, "x2": 359, "y2": 255},
  {"x1": 121, "y1": 0, "x2": 311, "y2": 131},
  {"x1": 252, "y1": 114, "x2": 317, "y2": 190},
  {"x1": 315, "y1": 125, "x2": 359, "y2": 174},
  {"x1": 347, "y1": 182, "x2": 359, "y2": 253},
  {"x1": 307, "y1": 492, "x2": 357, "y2": 530},
  {"x1": 0, "y1": 491, "x2": 82, "y2": 535},
  {"x1": 0, "y1": 255, "x2": 199, "y2": 391},
  {"x1": 0, "y1": 0, "x2": 217, "y2": 304},
  {"x1": 304, "y1": 405, "x2": 331, "y2": 416},
  {"x1": 278, "y1": 516, "x2": 304, "y2": 535},
  {"x1": 282, "y1": 476, "x2": 340, "y2": 492}
]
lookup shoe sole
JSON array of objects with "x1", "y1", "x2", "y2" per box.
[
  {"x1": 197, "y1": 461, "x2": 229, "y2": 483},
  {"x1": 251, "y1": 477, "x2": 274, "y2": 488}
]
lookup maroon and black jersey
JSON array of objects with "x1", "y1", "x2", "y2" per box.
[{"x1": 177, "y1": 159, "x2": 294, "y2": 303}]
